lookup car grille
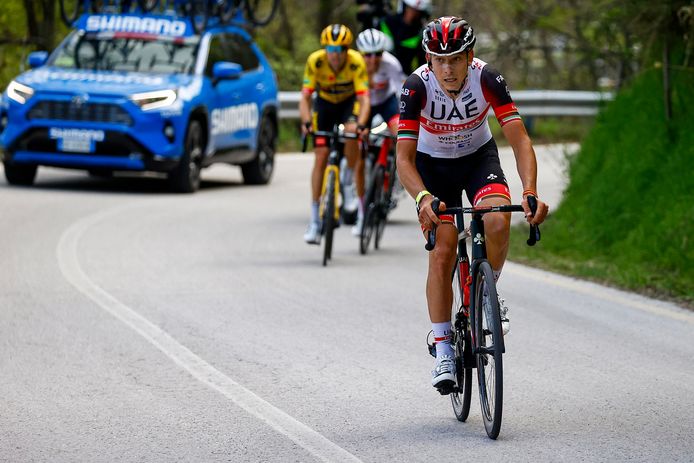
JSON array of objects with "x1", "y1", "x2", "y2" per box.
[{"x1": 27, "y1": 101, "x2": 133, "y2": 126}]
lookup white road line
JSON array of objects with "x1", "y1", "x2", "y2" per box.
[
  {"x1": 505, "y1": 262, "x2": 694, "y2": 324},
  {"x1": 57, "y1": 204, "x2": 362, "y2": 463}
]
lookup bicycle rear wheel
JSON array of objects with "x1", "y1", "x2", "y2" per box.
[
  {"x1": 450, "y1": 264, "x2": 473, "y2": 422},
  {"x1": 322, "y1": 170, "x2": 337, "y2": 266},
  {"x1": 472, "y1": 261, "x2": 503, "y2": 439},
  {"x1": 244, "y1": 0, "x2": 279, "y2": 26}
]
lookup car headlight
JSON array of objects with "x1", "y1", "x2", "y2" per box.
[
  {"x1": 7, "y1": 80, "x2": 34, "y2": 104},
  {"x1": 130, "y1": 89, "x2": 177, "y2": 111}
]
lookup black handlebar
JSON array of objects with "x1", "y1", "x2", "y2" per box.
[{"x1": 424, "y1": 196, "x2": 541, "y2": 251}]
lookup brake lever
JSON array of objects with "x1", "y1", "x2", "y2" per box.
[
  {"x1": 526, "y1": 196, "x2": 541, "y2": 246},
  {"x1": 424, "y1": 198, "x2": 440, "y2": 251}
]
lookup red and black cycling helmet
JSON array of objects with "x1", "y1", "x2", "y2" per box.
[{"x1": 422, "y1": 16, "x2": 475, "y2": 56}]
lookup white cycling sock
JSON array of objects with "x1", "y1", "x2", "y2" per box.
[
  {"x1": 311, "y1": 201, "x2": 319, "y2": 224},
  {"x1": 432, "y1": 321, "x2": 454, "y2": 358}
]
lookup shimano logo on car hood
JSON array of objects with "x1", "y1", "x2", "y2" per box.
[{"x1": 79, "y1": 14, "x2": 191, "y2": 37}]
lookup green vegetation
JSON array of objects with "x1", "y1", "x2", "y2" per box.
[{"x1": 510, "y1": 68, "x2": 694, "y2": 306}]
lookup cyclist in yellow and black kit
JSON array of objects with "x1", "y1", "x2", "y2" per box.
[{"x1": 300, "y1": 24, "x2": 371, "y2": 244}]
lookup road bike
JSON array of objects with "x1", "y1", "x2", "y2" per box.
[
  {"x1": 302, "y1": 126, "x2": 361, "y2": 266},
  {"x1": 359, "y1": 125, "x2": 399, "y2": 255},
  {"x1": 426, "y1": 196, "x2": 540, "y2": 439}
]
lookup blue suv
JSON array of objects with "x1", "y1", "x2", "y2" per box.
[{"x1": 0, "y1": 12, "x2": 278, "y2": 192}]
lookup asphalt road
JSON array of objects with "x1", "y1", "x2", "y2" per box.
[{"x1": 1, "y1": 144, "x2": 693, "y2": 462}]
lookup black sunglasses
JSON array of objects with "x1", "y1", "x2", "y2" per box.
[
  {"x1": 363, "y1": 52, "x2": 383, "y2": 58},
  {"x1": 425, "y1": 38, "x2": 465, "y2": 55}
]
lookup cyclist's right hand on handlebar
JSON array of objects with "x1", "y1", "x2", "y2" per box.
[{"x1": 418, "y1": 195, "x2": 444, "y2": 232}]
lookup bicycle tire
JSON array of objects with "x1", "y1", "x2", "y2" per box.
[
  {"x1": 472, "y1": 261, "x2": 503, "y2": 439},
  {"x1": 217, "y1": 0, "x2": 241, "y2": 23},
  {"x1": 450, "y1": 265, "x2": 473, "y2": 422},
  {"x1": 360, "y1": 165, "x2": 384, "y2": 254},
  {"x1": 138, "y1": 0, "x2": 160, "y2": 12},
  {"x1": 59, "y1": 0, "x2": 83, "y2": 26},
  {"x1": 187, "y1": 0, "x2": 209, "y2": 34},
  {"x1": 322, "y1": 170, "x2": 337, "y2": 266},
  {"x1": 244, "y1": 0, "x2": 279, "y2": 26}
]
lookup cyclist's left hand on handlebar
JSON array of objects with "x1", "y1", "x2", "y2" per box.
[
  {"x1": 357, "y1": 125, "x2": 370, "y2": 139},
  {"x1": 418, "y1": 195, "x2": 444, "y2": 231},
  {"x1": 522, "y1": 194, "x2": 549, "y2": 225}
]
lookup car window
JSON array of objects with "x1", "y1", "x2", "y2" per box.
[
  {"x1": 50, "y1": 31, "x2": 198, "y2": 74},
  {"x1": 224, "y1": 33, "x2": 260, "y2": 71},
  {"x1": 205, "y1": 34, "x2": 227, "y2": 76}
]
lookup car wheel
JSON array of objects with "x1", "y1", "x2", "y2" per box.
[
  {"x1": 3, "y1": 162, "x2": 37, "y2": 186},
  {"x1": 241, "y1": 115, "x2": 275, "y2": 185},
  {"x1": 168, "y1": 119, "x2": 203, "y2": 193}
]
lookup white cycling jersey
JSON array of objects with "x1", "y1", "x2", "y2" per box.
[
  {"x1": 370, "y1": 50, "x2": 407, "y2": 106},
  {"x1": 398, "y1": 58, "x2": 521, "y2": 158}
]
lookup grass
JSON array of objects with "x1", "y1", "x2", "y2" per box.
[{"x1": 509, "y1": 68, "x2": 694, "y2": 308}]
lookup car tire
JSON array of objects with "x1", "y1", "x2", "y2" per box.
[
  {"x1": 3, "y1": 162, "x2": 37, "y2": 186},
  {"x1": 241, "y1": 115, "x2": 275, "y2": 185},
  {"x1": 168, "y1": 119, "x2": 203, "y2": 193}
]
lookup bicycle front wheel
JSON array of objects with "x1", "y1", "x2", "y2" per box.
[
  {"x1": 450, "y1": 264, "x2": 472, "y2": 422},
  {"x1": 472, "y1": 260, "x2": 503, "y2": 439},
  {"x1": 322, "y1": 170, "x2": 337, "y2": 266},
  {"x1": 360, "y1": 165, "x2": 384, "y2": 254},
  {"x1": 244, "y1": 0, "x2": 279, "y2": 26},
  {"x1": 59, "y1": 0, "x2": 84, "y2": 26}
]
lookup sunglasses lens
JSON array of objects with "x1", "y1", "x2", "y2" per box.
[
  {"x1": 365, "y1": 52, "x2": 383, "y2": 57},
  {"x1": 326, "y1": 45, "x2": 343, "y2": 53},
  {"x1": 427, "y1": 38, "x2": 464, "y2": 54}
]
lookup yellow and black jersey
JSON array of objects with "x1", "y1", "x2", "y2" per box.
[{"x1": 301, "y1": 49, "x2": 369, "y2": 104}]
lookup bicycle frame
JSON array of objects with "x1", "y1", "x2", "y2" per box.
[
  {"x1": 445, "y1": 206, "x2": 522, "y2": 356},
  {"x1": 312, "y1": 128, "x2": 360, "y2": 225}
]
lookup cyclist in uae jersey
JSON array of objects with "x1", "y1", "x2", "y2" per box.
[
  {"x1": 299, "y1": 24, "x2": 371, "y2": 244},
  {"x1": 395, "y1": 17, "x2": 549, "y2": 390}
]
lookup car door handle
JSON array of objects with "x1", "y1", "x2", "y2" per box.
[{"x1": 256, "y1": 83, "x2": 265, "y2": 91}]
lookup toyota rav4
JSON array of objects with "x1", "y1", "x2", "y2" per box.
[{"x1": 0, "y1": 12, "x2": 278, "y2": 192}]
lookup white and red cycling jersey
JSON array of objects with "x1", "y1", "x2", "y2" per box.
[
  {"x1": 398, "y1": 58, "x2": 521, "y2": 158},
  {"x1": 370, "y1": 50, "x2": 407, "y2": 106}
]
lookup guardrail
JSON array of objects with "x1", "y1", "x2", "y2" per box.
[{"x1": 278, "y1": 90, "x2": 614, "y2": 119}]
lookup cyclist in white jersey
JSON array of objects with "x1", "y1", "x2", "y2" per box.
[
  {"x1": 351, "y1": 28, "x2": 407, "y2": 235},
  {"x1": 395, "y1": 16, "x2": 549, "y2": 389}
]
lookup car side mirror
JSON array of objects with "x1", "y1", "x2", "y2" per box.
[
  {"x1": 28, "y1": 51, "x2": 49, "y2": 69},
  {"x1": 212, "y1": 62, "x2": 242, "y2": 84}
]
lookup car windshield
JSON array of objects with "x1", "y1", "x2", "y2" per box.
[{"x1": 48, "y1": 31, "x2": 200, "y2": 74}]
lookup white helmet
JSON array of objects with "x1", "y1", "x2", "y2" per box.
[
  {"x1": 401, "y1": 0, "x2": 432, "y2": 13},
  {"x1": 356, "y1": 28, "x2": 389, "y2": 54}
]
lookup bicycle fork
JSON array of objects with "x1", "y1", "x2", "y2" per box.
[{"x1": 319, "y1": 164, "x2": 340, "y2": 222}]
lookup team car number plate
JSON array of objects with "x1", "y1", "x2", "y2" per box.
[{"x1": 49, "y1": 128, "x2": 105, "y2": 153}]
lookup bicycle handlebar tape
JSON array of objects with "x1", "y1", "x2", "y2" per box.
[
  {"x1": 301, "y1": 134, "x2": 308, "y2": 153},
  {"x1": 424, "y1": 198, "x2": 441, "y2": 251},
  {"x1": 526, "y1": 195, "x2": 541, "y2": 246}
]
